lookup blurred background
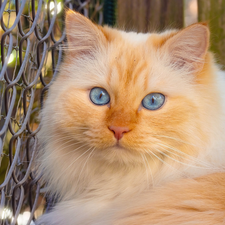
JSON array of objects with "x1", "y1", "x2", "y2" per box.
[
  {"x1": 117, "y1": 0, "x2": 225, "y2": 69},
  {"x1": 0, "y1": 0, "x2": 224, "y2": 224}
]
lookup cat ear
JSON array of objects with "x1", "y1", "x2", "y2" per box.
[
  {"x1": 65, "y1": 9, "x2": 106, "y2": 55},
  {"x1": 162, "y1": 23, "x2": 210, "y2": 72}
]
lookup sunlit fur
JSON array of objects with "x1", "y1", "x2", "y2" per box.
[
  {"x1": 94, "y1": 173, "x2": 225, "y2": 225},
  {"x1": 36, "y1": 10, "x2": 225, "y2": 225}
]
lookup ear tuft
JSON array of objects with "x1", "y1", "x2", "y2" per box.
[
  {"x1": 162, "y1": 23, "x2": 210, "y2": 73},
  {"x1": 65, "y1": 9, "x2": 106, "y2": 56}
]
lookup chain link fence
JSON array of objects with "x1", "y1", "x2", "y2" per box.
[{"x1": 0, "y1": 0, "x2": 106, "y2": 224}]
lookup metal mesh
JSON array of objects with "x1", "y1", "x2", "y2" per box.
[{"x1": 0, "y1": 1, "x2": 103, "y2": 224}]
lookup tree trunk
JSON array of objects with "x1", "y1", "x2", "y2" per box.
[
  {"x1": 117, "y1": 0, "x2": 184, "y2": 32},
  {"x1": 198, "y1": 0, "x2": 225, "y2": 69}
]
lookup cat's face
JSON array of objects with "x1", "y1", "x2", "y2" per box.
[{"x1": 41, "y1": 10, "x2": 220, "y2": 165}]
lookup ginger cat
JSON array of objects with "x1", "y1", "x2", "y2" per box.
[{"x1": 36, "y1": 10, "x2": 225, "y2": 225}]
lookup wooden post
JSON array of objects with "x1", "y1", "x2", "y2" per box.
[
  {"x1": 198, "y1": 0, "x2": 225, "y2": 69},
  {"x1": 160, "y1": 0, "x2": 184, "y2": 30},
  {"x1": 117, "y1": 0, "x2": 184, "y2": 32}
]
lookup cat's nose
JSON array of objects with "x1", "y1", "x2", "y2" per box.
[{"x1": 108, "y1": 125, "x2": 130, "y2": 141}]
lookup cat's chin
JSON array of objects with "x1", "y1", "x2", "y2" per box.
[
  {"x1": 106, "y1": 141, "x2": 135, "y2": 154},
  {"x1": 95, "y1": 143, "x2": 143, "y2": 165}
]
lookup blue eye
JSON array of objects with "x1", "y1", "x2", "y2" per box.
[
  {"x1": 90, "y1": 87, "x2": 110, "y2": 105},
  {"x1": 142, "y1": 93, "x2": 165, "y2": 110}
]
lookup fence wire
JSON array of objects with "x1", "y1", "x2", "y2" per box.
[{"x1": 0, "y1": 0, "x2": 103, "y2": 224}]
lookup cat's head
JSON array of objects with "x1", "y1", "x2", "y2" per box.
[{"x1": 39, "y1": 10, "x2": 222, "y2": 169}]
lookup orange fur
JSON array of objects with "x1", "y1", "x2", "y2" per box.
[
  {"x1": 35, "y1": 10, "x2": 225, "y2": 225},
  {"x1": 98, "y1": 173, "x2": 225, "y2": 225}
]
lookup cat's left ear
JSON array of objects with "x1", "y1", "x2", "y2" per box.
[
  {"x1": 162, "y1": 23, "x2": 210, "y2": 72},
  {"x1": 65, "y1": 9, "x2": 107, "y2": 56}
]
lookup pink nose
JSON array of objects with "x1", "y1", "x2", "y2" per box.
[{"x1": 108, "y1": 126, "x2": 130, "y2": 141}]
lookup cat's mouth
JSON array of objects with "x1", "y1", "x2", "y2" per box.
[
  {"x1": 115, "y1": 142, "x2": 123, "y2": 148},
  {"x1": 113, "y1": 142, "x2": 128, "y2": 151}
]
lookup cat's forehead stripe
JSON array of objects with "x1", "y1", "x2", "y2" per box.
[{"x1": 108, "y1": 44, "x2": 149, "y2": 93}]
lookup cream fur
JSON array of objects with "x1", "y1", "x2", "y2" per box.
[{"x1": 35, "y1": 11, "x2": 225, "y2": 225}]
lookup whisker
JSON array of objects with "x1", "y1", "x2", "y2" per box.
[
  {"x1": 37, "y1": 143, "x2": 90, "y2": 162},
  {"x1": 77, "y1": 148, "x2": 95, "y2": 185},
  {"x1": 38, "y1": 137, "x2": 89, "y2": 150},
  {"x1": 152, "y1": 134, "x2": 197, "y2": 146},
  {"x1": 141, "y1": 154, "x2": 150, "y2": 188},
  {"x1": 144, "y1": 149, "x2": 178, "y2": 172},
  {"x1": 49, "y1": 138, "x2": 77, "y2": 151},
  {"x1": 63, "y1": 147, "x2": 93, "y2": 173},
  {"x1": 143, "y1": 153, "x2": 154, "y2": 187},
  {"x1": 157, "y1": 143, "x2": 211, "y2": 168},
  {"x1": 154, "y1": 148, "x2": 211, "y2": 169}
]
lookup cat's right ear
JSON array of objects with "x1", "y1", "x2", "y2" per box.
[
  {"x1": 65, "y1": 9, "x2": 107, "y2": 56},
  {"x1": 161, "y1": 23, "x2": 209, "y2": 73}
]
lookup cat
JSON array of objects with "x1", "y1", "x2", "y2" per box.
[{"x1": 35, "y1": 9, "x2": 225, "y2": 225}]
